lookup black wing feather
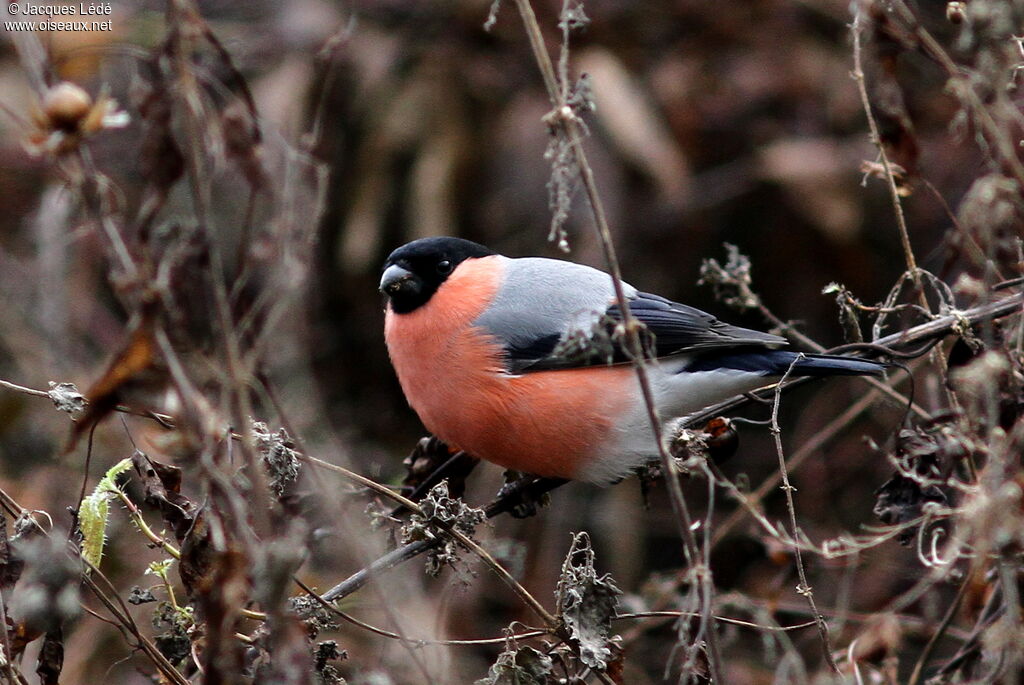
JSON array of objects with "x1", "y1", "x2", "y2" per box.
[
  {"x1": 505, "y1": 291, "x2": 786, "y2": 372},
  {"x1": 609, "y1": 292, "x2": 786, "y2": 356}
]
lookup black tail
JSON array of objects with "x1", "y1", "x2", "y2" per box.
[
  {"x1": 686, "y1": 349, "x2": 885, "y2": 377},
  {"x1": 783, "y1": 352, "x2": 886, "y2": 376}
]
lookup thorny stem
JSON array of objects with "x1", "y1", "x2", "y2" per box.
[
  {"x1": 771, "y1": 355, "x2": 839, "y2": 673},
  {"x1": 112, "y1": 489, "x2": 181, "y2": 559},
  {"x1": 851, "y1": 6, "x2": 958, "y2": 410},
  {"x1": 710, "y1": 373, "x2": 897, "y2": 548},
  {"x1": 510, "y1": 0, "x2": 723, "y2": 680}
]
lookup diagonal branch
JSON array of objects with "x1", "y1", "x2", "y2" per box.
[{"x1": 509, "y1": 1, "x2": 723, "y2": 679}]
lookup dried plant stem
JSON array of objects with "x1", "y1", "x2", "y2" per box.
[
  {"x1": 297, "y1": 454, "x2": 557, "y2": 627},
  {"x1": 887, "y1": 0, "x2": 1024, "y2": 188},
  {"x1": 113, "y1": 489, "x2": 181, "y2": 559},
  {"x1": 851, "y1": 7, "x2": 957, "y2": 409},
  {"x1": 0, "y1": 488, "x2": 191, "y2": 685},
  {"x1": 321, "y1": 537, "x2": 437, "y2": 602},
  {"x1": 298, "y1": 577, "x2": 550, "y2": 646},
  {"x1": 165, "y1": 0, "x2": 272, "y2": 538},
  {"x1": 750, "y1": 294, "x2": 928, "y2": 418},
  {"x1": 686, "y1": 291, "x2": 1024, "y2": 433},
  {"x1": 0, "y1": 379, "x2": 47, "y2": 398},
  {"x1": 711, "y1": 373, "x2": 898, "y2": 548},
  {"x1": 75, "y1": 148, "x2": 138, "y2": 280},
  {"x1": 1, "y1": 292, "x2": 1019, "y2": 592},
  {"x1": 510, "y1": 1, "x2": 722, "y2": 679},
  {"x1": 2, "y1": 295, "x2": 1013, "y2": 449},
  {"x1": 907, "y1": 572, "x2": 970, "y2": 685},
  {"x1": 851, "y1": 10, "x2": 916, "y2": 280},
  {"x1": 771, "y1": 356, "x2": 839, "y2": 673},
  {"x1": 0, "y1": 587, "x2": 30, "y2": 685},
  {"x1": 80, "y1": 569, "x2": 191, "y2": 685}
]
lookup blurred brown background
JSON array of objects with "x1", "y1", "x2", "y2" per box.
[{"x1": 0, "y1": 0, "x2": 1008, "y2": 682}]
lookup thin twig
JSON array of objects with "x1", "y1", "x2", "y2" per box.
[
  {"x1": 0, "y1": 379, "x2": 48, "y2": 398},
  {"x1": 298, "y1": 454, "x2": 557, "y2": 627},
  {"x1": 907, "y1": 571, "x2": 971, "y2": 685},
  {"x1": 770, "y1": 354, "x2": 839, "y2": 673},
  {"x1": 710, "y1": 369, "x2": 904, "y2": 548},
  {"x1": 851, "y1": 10, "x2": 916, "y2": 281},
  {"x1": 685, "y1": 291, "x2": 1024, "y2": 431},
  {"x1": 296, "y1": 577, "x2": 551, "y2": 647},
  {"x1": 851, "y1": 5, "x2": 957, "y2": 409},
  {"x1": 0, "y1": 488, "x2": 191, "y2": 685},
  {"x1": 886, "y1": 0, "x2": 1024, "y2": 188},
  {"x1": 509, "y1": 1, "x2": 723, "y2": 679}
]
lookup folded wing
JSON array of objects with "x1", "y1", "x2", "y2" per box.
[{"x1": 471, "y1": 257, "x2": 788, "y2": 373}]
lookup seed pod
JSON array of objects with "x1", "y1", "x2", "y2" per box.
[{"x1": 42, "y1": 82, "x2": 92, "y2": 132}]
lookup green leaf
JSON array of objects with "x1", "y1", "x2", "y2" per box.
[{"x1": 80, "y1": 458, "x2": 133, "y2": 569}]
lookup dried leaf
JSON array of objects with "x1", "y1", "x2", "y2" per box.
[
  {"x1": 874, "y1": 427, "x2": 956, "y2": 544},
  {"x1": 46, "y1": 382, "x2": 85, "y2": 415},
  {"x1": 131, "y1": 450, "x2": 197, "y2": 541},
  {"x1": 69, "y1": 322, "x2": 163, "y2": 450},
  {"x1": 313, "y1": 641, "x2": 347, "y2": 685},
  {"x1": 289, "y1": 595, "x2": 341, "y2": 641},
  {"x1": 476, "y1": 643, "x2": 554, "y2": 685},
  {"x1": 400, "y1": 481, "x2": 486, "y2": 577},
  {"x1": 252, "y1": 420, "x2": 300, "y2": 498},
  {"x1": 698, "y1": 244, "x2": 758, "y2": 311},
  {"x1": 128, "y1": 586, "x2": 157, "y2": 605},
  {"x1": 579, "y1": 48, "x2": 690, "y2": 202},
  {"x1": 35, "y1": 629, "x2": 64, "y2": 685},
  {"x1": 555, "y1": 532, "x2": 620, "y2": 670},
  {"x1": 178, "y1": 511, "x2": 214, "y2": 599},
  {"x1": 0, "y1": 510, "x2": 25, "y2": 593},
  {"x1": 136, "y1": 60, "x2": 184, "y2": 198},
  {"x1": 402, "y1": 436, "x2": 474, "y2": 501}
]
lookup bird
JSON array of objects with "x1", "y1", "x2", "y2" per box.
[{"x1": 379, "y1": 237, "x2": 884, "y2": 484}]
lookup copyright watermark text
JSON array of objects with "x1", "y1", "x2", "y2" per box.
[{"x1": 5, "y1": 2, "x2": 112, "y2": 31}]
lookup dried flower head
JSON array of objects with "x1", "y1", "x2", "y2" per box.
[{"x1": 26, "y1": 81, "x2": 130, "y2": 157}]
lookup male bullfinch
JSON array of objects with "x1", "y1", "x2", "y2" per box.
[{"x1": 380, "y1": 237, "x2": 883, "y2": 484}]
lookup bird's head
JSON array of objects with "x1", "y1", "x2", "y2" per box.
[{"x1": 380, "y1": 236, "x2": 494, "y2": 313}]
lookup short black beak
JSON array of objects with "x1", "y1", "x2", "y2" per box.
[{"x1": 379, "y1": 264, "x2": 418, "y2": 296}]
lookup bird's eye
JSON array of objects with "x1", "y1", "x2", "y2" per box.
[{"x1": 436, "y1": 260, "x2": 453, "y2": 275}]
